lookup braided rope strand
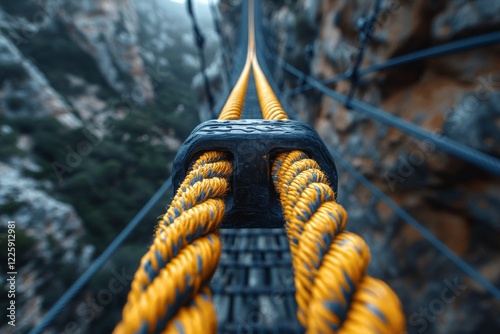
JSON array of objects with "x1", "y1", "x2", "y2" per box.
[
  {"x1": 116, "y1": 234, "x2": 221, "y2": 333},
  {"x1": 116, "y1": 0, "x2": 257, "y2": 326},
  {"x1": 272, "y1": 150, "x2": 405, "y2": 333},
  {"x1": 114, "y1": 152, "x2": 232, "y2": 334},
  {"x1": 252, "y1": 56, "x2": 288, "y2": 120},
  {"x1": 252, "y1": 28, "x2": 405, "y2": 329},
  {"x1": 161, "y1": 287, "x2": 217, "y2": 334},
  {"x1": 218, "y1": 59, "x2": 252, "y2": 120}
]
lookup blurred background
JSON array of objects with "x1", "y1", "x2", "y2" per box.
[{"x1": 0, "y1": 0, "x2": 499, "y2": 333}]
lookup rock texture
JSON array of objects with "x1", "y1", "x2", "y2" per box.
[
  {"x1": 0, "y1": 162, "x2": 93, "y2": 333},
  {"x1": 0, "y1": 0, "x2": 205, "y2": 331},
  {"x1": 1, "y1": 0, "x2": 155, "y2": 106},
  {"x1": 263, "y1": 0, "x2": 500, "y2": 332},
  {"x1": 0, "y1": 32, "x2": 81, "y2": 128},
  {"x1": 0, "y1": 0, "x2": 497, "y2": 332},
  {"x1": 58, "y1": 0, "x2": 154, "y2": 105}
]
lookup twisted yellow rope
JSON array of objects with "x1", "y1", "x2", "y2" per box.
[
  {"x1": 115, "y1": 2, "x2": 260, "y2": 331},
  {"x1": 218, "y1": 56, "x2": 252, "y2": 120},
  {"x1": 252, "y1": 56, "x2": 288, "y2": 120},
  {"x1": 117, "y1": 0, "x2": 405, "y2": 332},
  {"x1": 116, "y1": 25, "x2": 253, "y2": 331},
  {"x1": 114, "y1": 152, "x2": 231, "y2": 334},
  {"x1": 161, "y1": 287, "x2": 217, "y2": 334},
  {"x1": 218, "y1": 0, "x2": 255, "y2": 121},
  {"x1": 250, "y1": 19, "x2": 405, "y2": 330},
  {"x1": 271, "y1": 151, "x2": 405, "y2": 333}
]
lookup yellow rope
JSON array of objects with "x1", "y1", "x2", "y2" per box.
[
  {"x1": 117, "y1": 0, "x2": 405, "y2": 332},
  {"x1": 270, "y1": 149, "x2": 405, "y2": 333},
  {"x1": 115, "y1": 0, "x2": 264, "y2": 331},
  {"x1": 217, "y1": 0, "x2": 255, "y2": 120},
  {"x1": 114, "y1": 152, "x2": 231, "y2": 334},
  {"x1": 218, "y1": 55, "x2": 252, "y2": 120},
  {"x1": 115, "y1": 2, "x2": 261, "y2": 331},
  {"x1": 252, "y1": 48, "x2": 405, "y2": 332},
  {"x1": 252, "y1": 56, "x2": 288, "y2": 120},
  {"x1": 161, "y1": 287, "x2": 217, "y2": 334}
]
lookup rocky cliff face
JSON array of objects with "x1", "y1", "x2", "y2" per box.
[
  {"x1": 0, "y1": 33, "x2": 81, "y2": 128},
  {"x1": 2, "y1": 0, "x2": 154, "y2": 106},
  {"x1": 1, "y1": 0, "x2": 498, "y2": 332},
  {"x1": 263, "y1": 0, "x2": 500, "y2": 333},
  {"x1": 59, "y1": 0, "x2": 154, "y2": 105},
  {"x1": 0, "y1": 0, "x2": 204, "y2": 332},
  {"x1": 0, "y1": 162, "x2": 94, "y2": 333}
]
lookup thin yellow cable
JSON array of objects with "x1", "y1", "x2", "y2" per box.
[
  {"x1": 247, "y1": 0, "x2": 287, "y2": 120},
  {"x1": 252, "y1": 56, "x2": 288, "y2": 120},
  {"x1": 218, "y1": 0, "x2": 255, "y2": 120}
]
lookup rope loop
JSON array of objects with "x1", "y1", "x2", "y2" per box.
[{"x1": 271, "y1": 150, "x2": 405, "y2": 333}]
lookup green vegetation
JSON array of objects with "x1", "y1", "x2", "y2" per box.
[
  {"x1": 0, "y1": 9, "x2": 204, "y2": 330},
  {"x1": 0, "y1": 126, "x2": 21, "y2": 160},
  {"x1": 6, "y1": 95, "x2": 25, "y2": 111},
  {"x1": 1, "y1": 15, "x2": 201, "y2": 251},
  {"x1": 0, "y1": 198, "x2": 25, "y2": 214},
  {"x1": 0, "y1": 63, "x2": 28, "y2": 85},
  {"x1": 18, "y1": 21, "x2": 115, "y2": 98},
  {"x1": 0, "y1": 228, "x2": 35, "y2": 267},
  {"x1": 2, "y1": 111, "x2": 179, "y2": 250},
  {"x1": 39, "y1": 260, "x2": 80, "y2": 310}
]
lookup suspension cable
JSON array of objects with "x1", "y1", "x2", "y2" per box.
[
  {"x1": 30, "y1": 178, "x2": 173, "y2": 334},
  {"x1": 272, "y1": 27, "x2": 500, "y2": 301},
  {"x1": 187, "y1": 0, "x2": 216, "y2": 115},
  {"x1": 280, "y1": 60, "x2": 500, "y2": 176},
  {"x1": 344, "y1": 0, "x2": 382, "y2": 109},
  {"x1": 286, "y1": 31, "x2": 500, "y2": 96}
]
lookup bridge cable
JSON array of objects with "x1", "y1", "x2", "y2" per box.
[
  {"x1": 29, "y1": 177, "x2": 173, "y2": 334},
  {"x1": 266, "y1": 22, "x2": 500, "y2": 300},
  {"x1": 344, "y1": 0, "x2": 382, "y2": 109},
  {"x1": 187, "y1": 0, "x2": 216, "y2": 117},
  {"x1": 279, "y1": 59, "x2": 500, "y2": 176},
  {"x1": 286, "y1": 31, "x2": 500, "y2": 97}
]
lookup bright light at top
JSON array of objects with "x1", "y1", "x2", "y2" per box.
[{"x1": 169, "y1": 0, "x2": 211, "y2": 3}]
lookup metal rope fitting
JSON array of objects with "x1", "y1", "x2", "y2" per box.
[{"x1": 172, "y1": 119, "x2": 338, "y2": 228}]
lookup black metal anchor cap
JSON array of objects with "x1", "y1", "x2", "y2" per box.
[{"x1": 171, "y1": 119, "x2": 338, "y2": 228}]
